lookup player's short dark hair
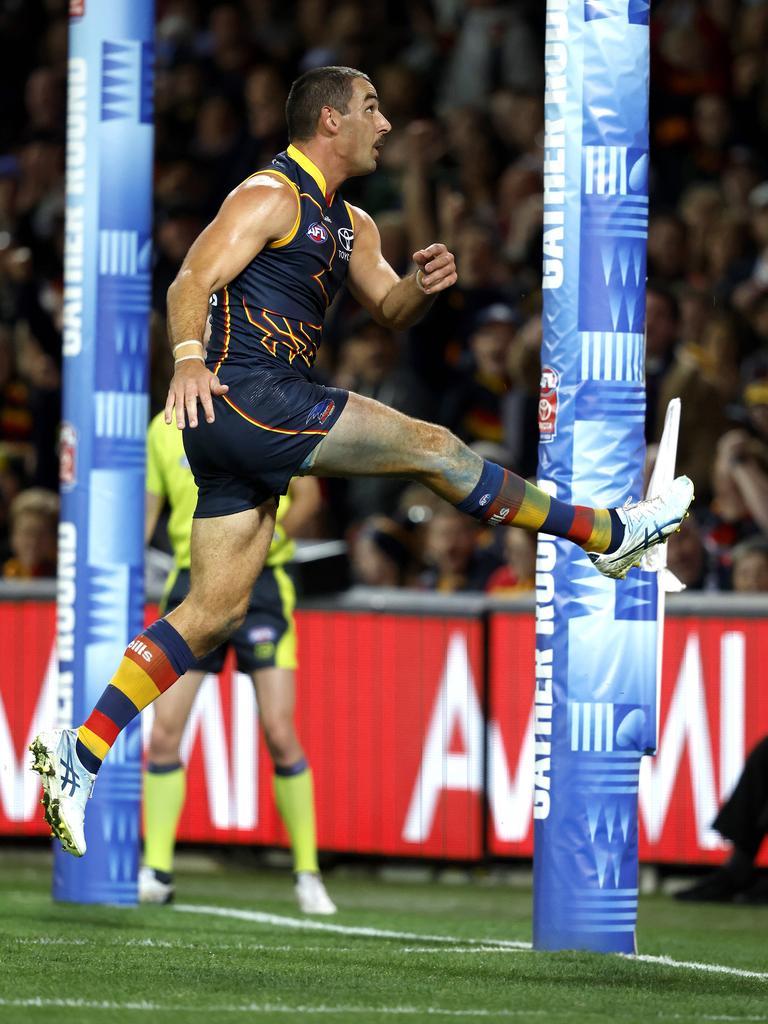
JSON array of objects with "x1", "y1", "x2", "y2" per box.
[{"x1": 286, "y1": 66, "x2": 372, "y2": 141}]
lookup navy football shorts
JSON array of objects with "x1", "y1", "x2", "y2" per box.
[
  {"x1": 182, "y1": 363, "x2": 348, "y2": 518},
  {"x1": 161, "y1": 565, "x2": 297, "y2": 673}
]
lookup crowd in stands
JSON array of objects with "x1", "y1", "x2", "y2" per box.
[{"x1": 1, "y1": 0, "x2": 768, "y2": 594}]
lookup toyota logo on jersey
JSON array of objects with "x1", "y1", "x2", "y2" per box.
[
  {"x1": 338, "y1": 227, "x2": 354, "y2": 252},
  {"x1": 307, "y1": 222, "x2": 329, "y2": 244}
]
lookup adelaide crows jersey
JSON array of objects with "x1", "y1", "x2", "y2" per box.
[{"x1": 207, "y1": 144, "x2": 355, "y2": 379}]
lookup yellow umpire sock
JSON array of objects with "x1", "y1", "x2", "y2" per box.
[
  {"x1": 143, "y1": 762, "x2": 186, "y2": 875},
  {"x1": 273, "y1": 759, "x2": 318, "y2": 874}
]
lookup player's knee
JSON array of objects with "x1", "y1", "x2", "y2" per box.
[
  {"x1": 220, "y1": 601, "x2": 249, "y2": 638},
  {"x1": 193, "y1": 598, "x2": 249, "y2": 652},
  {"x1": 416, "y1": 423, "x2": 463, "y2": 478}
]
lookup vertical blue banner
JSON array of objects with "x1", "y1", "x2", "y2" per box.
[
  {"x1": 533, "y1": 0, "x2": 654, "y2": 953},
  {"x1": 55, "y1": 0, "x2": 154, "y2": 904}
]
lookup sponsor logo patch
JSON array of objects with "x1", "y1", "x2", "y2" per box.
[
  {"x1": 489, "y1": 506, "x2": 511, "y2": 525},
  {"x1": 307, "y1": 222, "x2": 329, "y2": 244},
  {"x1": 539, "y1": 365, "x2": 560, "y2": 443},
  {"x1": 248, "y1": 626, "x2": 277, "y2": 644},
  {"x1": 338, "y1": 227, "x2": 354, "y2": 252},
  {"x1": 59, "y1": 422, "x2": 77, "y2": 489},
  {"x1": 306, "y1": 399, "x2": 335, "y2": 426}
]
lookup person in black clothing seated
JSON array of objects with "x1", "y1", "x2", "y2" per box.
[
  {"x1": 676, "y1": 538, "x2": 768, "y2": 902},
  {"x1": 675, "y1": 734, "x2": 768, "y2": 903}
]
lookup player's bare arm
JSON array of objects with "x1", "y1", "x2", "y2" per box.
[
  {"x1": 346, "y1": 205, "x2": 457, "y2": 331},
  {"x1": 144, "y1": 492, "x2": 164, "y2": 545},
  {"x1": 165, "y1": 175, "x2": 299, "y2": 429}
]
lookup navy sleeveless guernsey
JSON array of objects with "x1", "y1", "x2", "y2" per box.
[
  {"x1": 183, "y1": 144, "x2": 353, "y2": 517},
  {"x1": 207, "y1": 144, "x2": 355, "y2": 380}
]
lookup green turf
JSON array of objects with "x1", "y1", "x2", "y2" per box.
[{"x1": 0, "y1": 851, "x2": 766, "y2": 1024}]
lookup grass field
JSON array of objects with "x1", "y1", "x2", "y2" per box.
[{"x1": 0, "y1": 849, "x2": 766, "y2": 1024}]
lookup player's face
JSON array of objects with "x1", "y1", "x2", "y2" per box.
[{"x1": 337, "y1": 77, "x2": 391, "y2": 176}]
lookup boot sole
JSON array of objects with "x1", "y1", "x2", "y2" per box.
[{"x1": 29, "y1": 737, "x2": 84, "y2": 857}]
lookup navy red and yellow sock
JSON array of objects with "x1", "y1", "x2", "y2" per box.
[
  {"x1": 76, "y1": 619, "x2": 195, "y2": 774},
  {"x1": 456, "y1": 460, "x2": 622, "y2": 554}
]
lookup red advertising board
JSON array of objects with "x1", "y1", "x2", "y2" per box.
[
  {"x1": 167, "y1": 611, "x2": 486, "y2": 859},
  {"x1": 2, "y1": 599, "x2": 767, "y2": 866},
  {"x1": 488, "y1": 612, "x2": 768, "y2": 866}
]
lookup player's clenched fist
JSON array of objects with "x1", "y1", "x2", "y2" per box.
[
  {"x1": 413, "y1": 242, "x2": 457, "y2": 295},
  {"x1": 164, "y1": 361, "x2": 229, "y2": 429}
]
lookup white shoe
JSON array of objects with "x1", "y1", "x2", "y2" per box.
[
  {"x1": 295, "y1": 872, "x2": 337, "y2": 915},
  {"x1": 29, "y1": 728, "x2": 95, "y2": 857},
  {"x1": 138, "y1": 866, "x2": 175, "y2": 904},
  {"x1": 589, "y1": 475, "x2": 694, "y2": 580}
]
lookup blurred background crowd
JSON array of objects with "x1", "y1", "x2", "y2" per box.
[{"x1": 1, "y1": 0, "x2": 768, "y2": 595}]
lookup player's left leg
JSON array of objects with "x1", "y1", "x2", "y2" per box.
[{"x1": 304, "y1": 392, "x2": 693, "y2": 579}]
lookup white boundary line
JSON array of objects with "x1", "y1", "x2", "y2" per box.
[
  {"x1": 0, "y1": 999, "x2": 544, "y2": 1018},
  {"x1": 0, "y1": 1000, "x2": 766, "y2": 1021},
  {"x1": 627, "y1": 954, "x2": 768, "y2": 981},
  {"x1": 174, "y1": 903, "x2": 532, "y2": 948},
  {"x1": 175, "y1": 904, "x2": 768, "y2": 981}
]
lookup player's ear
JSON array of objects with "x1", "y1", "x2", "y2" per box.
[{"x1": 320, "y1": 105, "x2": 339, "y2": 136}]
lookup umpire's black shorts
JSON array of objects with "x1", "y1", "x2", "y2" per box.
[{"x1": 160, "y1": 565, "x2": 297, "y2": 674}]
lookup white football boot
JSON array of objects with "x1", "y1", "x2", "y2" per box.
[
  {"x1": 295, "y1": 872, "x2": 337, "y2": 915},
  {"x1": 29, "y1": 728, "x2": 95, "y2": 857},
  {"x1": 138, "y1": 866, "x2": 175, "y2": 905},
  {"x1": 589, "y1": 475, "x2": 694, "y2": 580}
]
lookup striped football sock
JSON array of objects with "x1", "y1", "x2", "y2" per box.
[
  {"x1": 273, "y1": 759, "x2": 318, "y2": 874},
  {"x1": 75, "y1": 619, "x2": 195, "y2": 774},
  {"x1": 456, "y1": 460, "x2": 621, "y2": 554}
]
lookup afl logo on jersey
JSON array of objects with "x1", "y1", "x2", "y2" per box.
[
  {"x1": 338, "y1": 227, "x2": 354, "y2": 252},
  {"x1": 307, "y1": 222, "x2": 329, "y2": 244}
]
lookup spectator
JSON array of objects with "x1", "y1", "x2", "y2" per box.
[
  {"x1": 740, "y1": 372, "x2": 768, "y2": 446},
  {"x1": 418, "y1": 504, "x2": 502, "y2": 593},
  {"x1": 647, "y1": 212, "x2": 688, "y2": 285},
  {"x1": 350, "y1": 515, "x2": 417, "y2": 587},
  {"x1": 440, "y1": 303, "x2": 520, "y2": 448},
  {"x1": 731, "y1": 535, "x2": 768, "y2": 592},
  {"x1": 700, "y1": 429, "x2": 768, "y2": 588},
  {"x1": 485, "y1": 529, "x2": 536, "y2": 595},
  {"x1": 2, "y1": 487, "x2": 58, "y2": 579},
  {"x1": 657, "y1": 309, "x2": 745, "y2": 496},
  {"x1": 645, "y1": 282, "x2": 680, "y2": 445},
  {"x1": 330, "y1": 318, "x2": 435, "y2": 524},
  {"x1": 666, "y1": 516, "x2": 712, "y2": 591},
  {"x1": 439, "y1": 2, "x2": 542, "y2": 110}
]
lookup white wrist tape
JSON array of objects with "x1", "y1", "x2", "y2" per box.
[
  {"x1": 174, "y1": 354, "x2": 205, "y2": 365},
  {"x1": 172, "y1": 340, "x2": 204, "y2": 356},
  {"x1": 415, "y1": 269, "x2": 427, "y2": 292}
]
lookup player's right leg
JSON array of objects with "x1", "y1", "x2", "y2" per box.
[
  {"x1": 305, "y1": 391, "x2": 693, "y2": 579},
  {"x1": 140, "y1": 668, "x2": 206, "y2": 904},
  {"x1": 30, "y1": 501, "x2": 277, "y2": 857}
]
